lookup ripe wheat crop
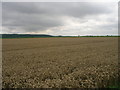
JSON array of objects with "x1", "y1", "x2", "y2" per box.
[{"x1": 2, "y1": 37, "x2": 119, "y2": 88}]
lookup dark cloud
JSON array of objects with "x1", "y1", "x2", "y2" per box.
[
  {"x1": 3, "y1": 2, "x2": 112, "y2": 16},
  {"x1": 2, "y1": 2, "x2": 117, "y2": 35}
]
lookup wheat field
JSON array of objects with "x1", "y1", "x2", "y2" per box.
[{"x1": 2, "y1": 37, "x2": 118, "y2": 88}]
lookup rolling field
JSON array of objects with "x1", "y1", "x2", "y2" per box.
[{"x1": 2, "y1": 37, "x2": 119, "y2": 88}]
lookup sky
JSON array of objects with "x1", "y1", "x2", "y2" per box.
[{"x1": 1, "y1": 1, "x2": 118, "y2": 36}]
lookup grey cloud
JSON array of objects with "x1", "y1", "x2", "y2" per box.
[
  {"x1": 3, "y1": 2, "x2": 112, "y2": 16},
  {"x1": 2, "y1": 2, "x2": 117, "y2": 35},
  {"x1": 3, "y1": 14, "x2": 63, "y2": 31}
]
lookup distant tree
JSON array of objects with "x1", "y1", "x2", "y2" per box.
[{"x1": 58, "y1": 35, "x2": 62, "y2": 37}]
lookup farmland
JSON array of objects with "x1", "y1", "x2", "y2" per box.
[{"x1": 2, "y1": 37, "x2": 119, "y2": 88}]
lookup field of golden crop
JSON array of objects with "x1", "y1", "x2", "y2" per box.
[{"x1": 2, "y1": 37, "x2": 118, "y2": 88}]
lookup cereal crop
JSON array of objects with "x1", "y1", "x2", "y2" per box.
[{"x1": 2, "y1": 37, "x2": 119, "y2": 88}]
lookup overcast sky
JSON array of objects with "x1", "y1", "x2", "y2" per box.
[{"x1": 2, "y1": 2, "x2": 118, "y2": 36}]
